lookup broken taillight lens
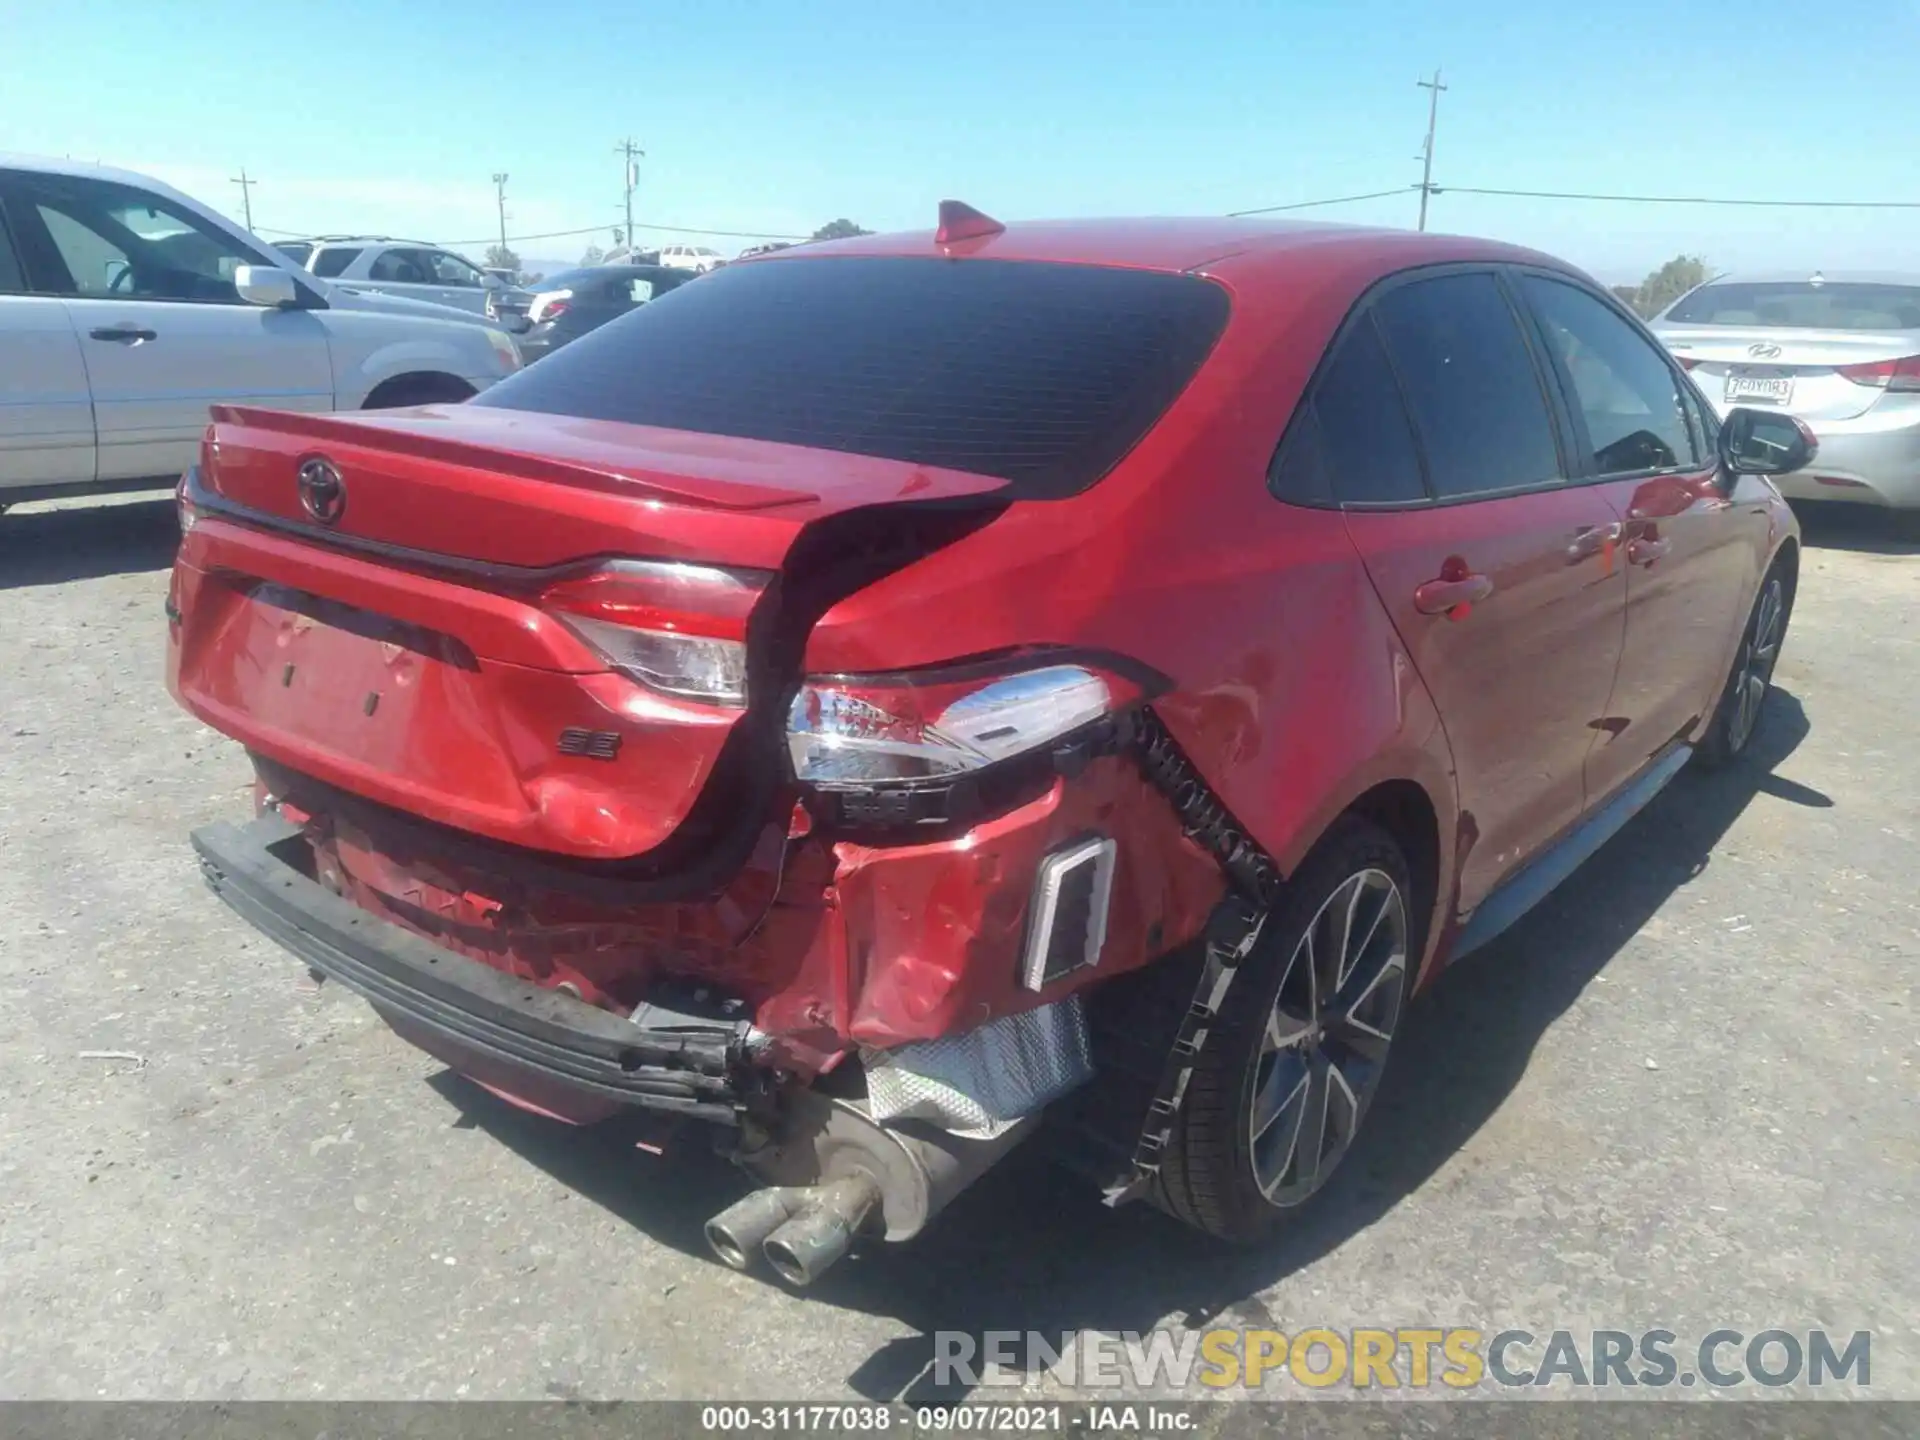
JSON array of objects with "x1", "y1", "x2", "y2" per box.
[
  {"x1": 539, "y1": 560, "x2": 770, "y2": 707},
  {"x1": 787, "y1": 662, "x2": 1141, "y2": 784}
]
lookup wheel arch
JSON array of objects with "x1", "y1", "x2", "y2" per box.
[
  {"x1": 360, "y1": 371, "x2": 477, "y2": 410},
  {"x1": 1344, "y1": 778, "x2": 1442, "y2": 980},
  {"x1": 1772, "y1": 533, "x2": 1801, "y2": 602}
]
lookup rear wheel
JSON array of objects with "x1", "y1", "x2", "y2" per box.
[
  {"x1": 1698, "y1": 564, "x2": 1790, "y2": 766},
  {"x1": 1155, "y1": 816, "x2": 1416, "y2": 1243}
]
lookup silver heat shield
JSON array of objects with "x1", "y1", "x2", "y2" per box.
[{"x1": 864, "y1": 995, "x2": 1095, "y2": 1139}]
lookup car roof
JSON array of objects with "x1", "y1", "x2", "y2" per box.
[
  {"x1": 0, "y1": 152, "x2": 236, "y2": 220},
  {"x1": 753, "y1": 214, "x2": 1585, "y2": 286}
]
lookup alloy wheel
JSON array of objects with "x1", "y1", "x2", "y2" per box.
[
  {"x1": 1726, "y1": 577, "x2": 1785, "y2": 755},
  {"x1": 1247, "y1": 867, "x2": 1408, "y2": 1206}
]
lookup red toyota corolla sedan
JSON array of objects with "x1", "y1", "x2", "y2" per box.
[{"x1": 167, "y1": 204, "x2": 1812, "y2": 1285}]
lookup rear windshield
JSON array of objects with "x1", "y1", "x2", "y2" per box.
[
  {"x1": 1666, "y1": 281, "x2": 1920, "y2": 331},
  {"x1": 273, "y1": 242, "x2": 313, "y2": 266},
  {"x1": 475, "y1": 256, "x2": 1232, "y2": 498}
]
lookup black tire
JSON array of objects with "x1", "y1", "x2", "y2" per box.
[
  {"x1": 361, "y1": 374, "x2": 475, "y2": 410},
  {"x1": 1154, "y1": 815, "x2": 1418, "y2": 1243},
  {"x1": 1697, "y1": 561, "x2": 1792, "y2": 768}
]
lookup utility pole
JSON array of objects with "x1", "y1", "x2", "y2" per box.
[
  {"x1": 615, "y1": 138, "x2": 645, "y2": 251},
  {"x1": 1415, "y1": 69, "x2": 1447, "y2": 231},
  {"x1": 492, "y1": 172, "x2": 510, "y2": 252},
  {"x1": 230, "y1": 168, "x2": 257, "y2": 231},
  {"x1": 1420, "y1": 70, "x2": 1443, "y2": 232}
]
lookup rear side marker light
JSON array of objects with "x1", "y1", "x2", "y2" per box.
[
  {"x1": 1836, "y1": 354, "x2": 1920, "y2": 392},
  {"x1": 1021, "y1": 837, "x2": 1117, "y2": 991}
]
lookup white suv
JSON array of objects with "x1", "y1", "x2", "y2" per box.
[
  {"x1": 0, "y1": 156, "x2": 523, "y2": 512},
  {"x1": 657, "y1": 244, "x2": 723, "y2": 273},
  {"x1": 275, "y1": 237, "x2": 531, "y2": 320}
]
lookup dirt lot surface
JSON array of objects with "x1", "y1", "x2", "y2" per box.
[{"x1": 1, "y1": 495, "x2": 1914, "y2": 1402}]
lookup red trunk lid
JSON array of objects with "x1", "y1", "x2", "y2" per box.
[{"x1": 169, "y1": 404, "x2": 1006, "y2": 861}]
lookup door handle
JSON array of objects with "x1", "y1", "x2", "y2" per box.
[
  {"x1": 1414, "y1": 572, "x2": 1494, "y2": 618},
  {"x1": 89, "y1": 325, "x2": 158, "y2": 344},
  {"x1": 1627, "y1": 537, "x2": 1670, "y2": 567},
  {"x1": 1566, "y1": 522, "x2": 1623, "y2": 563}
]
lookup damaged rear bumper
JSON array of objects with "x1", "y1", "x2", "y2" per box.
[{"x1": 191, "y1": 815, "x2": 756, "y2": 1125}]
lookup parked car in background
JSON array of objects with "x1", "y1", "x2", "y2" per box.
[
  {"x1": 1651, "y1": 271, "x2": 1920, "y2": 514},
  {"x1": 276, "y1": 236, "x2": 534, "y2": 324},
  {"x1": 170, "y1": 209, "x2": 1808, "y2": 1287},
  {"x1": 513, "y1": 263, "x2": 692, "y2": 361},
  {"x1": 0, "y1": 156, "x2": 522, "y2": 513},
  {"x1": 658, "y1": 243, "x2": 723, "y2": 273}
]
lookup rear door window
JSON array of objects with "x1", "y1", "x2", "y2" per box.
[
  {"x1": 368, "y1": 248, "x2": 435, "y2": 283},
  {"x1": 476, "y1": 256, "x2": 1232, "y2": 498},
  {"x1": 311, "y1": 246, "x2": 361, "y2": 278},
  {"x1": 1373, "y1": 272, "x2": 1563, "y2": 499},
  {"x1": 1521, "y1": 276, "x2": 1693, "y2": 475},
  {"x1": 1270, "y1": 315, "x2": 1426, "y2": 506}
]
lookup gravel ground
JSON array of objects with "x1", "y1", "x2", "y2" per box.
[{"x1": 0, "y1": 493, "x2": 1914, "y2": 1403}]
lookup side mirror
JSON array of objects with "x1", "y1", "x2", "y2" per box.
[
  {"x1": 1718, "y1": 406, "x2": 1817, "y2": 477},
  {"x1": 234, "y1": 264, "x2": 300, "y2": 308}
]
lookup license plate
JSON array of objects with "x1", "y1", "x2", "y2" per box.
[{"x1": 1726, "y1": 374, "x2": 1793, "y2": 404}]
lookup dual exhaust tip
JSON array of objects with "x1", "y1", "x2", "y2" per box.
[{"x1": 704, "y1": 1174, "x2": 882, "y2": 1288}]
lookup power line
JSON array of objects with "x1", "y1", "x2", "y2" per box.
[
  {"x1": 1228, "y1": 188, "x2": 1414, "y2": 217},
  {"x1": 1434, "y1": 184, "x2": 1920, "y2": 210},
  {"x1": 435, "y1": 220, "x2": 812, "y2": 246},
  {"x1": 1415, "y1": 69, "x2": 1447, "y2": 231},
  {"x1": 252, "y1": 219, "x2": 811, "y2": 245}
]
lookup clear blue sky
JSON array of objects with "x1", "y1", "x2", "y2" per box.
[{"x1": 4, "y1": 0, "x2": 1916, "y2": 282}]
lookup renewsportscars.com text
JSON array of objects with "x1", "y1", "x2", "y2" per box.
[{"x1": 934, "y1": 1327, "x2": 1872, "y2": 1392}]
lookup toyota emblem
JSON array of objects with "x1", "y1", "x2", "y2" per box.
[
  {"x1": 1748, "y1": 342, "x2": 1783, "y2": 360},
  {"x1": 297, "y1": 458, "x2": 346, "y2": 525}
]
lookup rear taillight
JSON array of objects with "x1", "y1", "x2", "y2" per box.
[
  {"x1": 531, "y1": 290, "x2": 573, "y2": 323},
  {"x1": 1677, "y1": 357, "x2": 1700, "y2": 371},
  {"x1": 1836, "y1": 354, "x2": 1920, "y2": 392},
  {"x1": 540, "y1": 300, "x2": 571, "y2": 322},
  {"x1": 787, "y1": 662, "x2": 1141, "y2": 785},
  {"x1": 175, "y1": 473, "x2": 199, "y2": 536},
  {"x1": 539, "y1": 560, "x2": 770, "y2": 707}
]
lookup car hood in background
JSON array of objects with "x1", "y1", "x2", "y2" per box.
[{"x1": 318, "y1": 280, "x2": 513, "y2": 332}]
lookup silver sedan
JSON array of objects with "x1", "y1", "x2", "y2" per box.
[{"x1": 1651, "y1": 271, "x2": 1920, "y2": 512}]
